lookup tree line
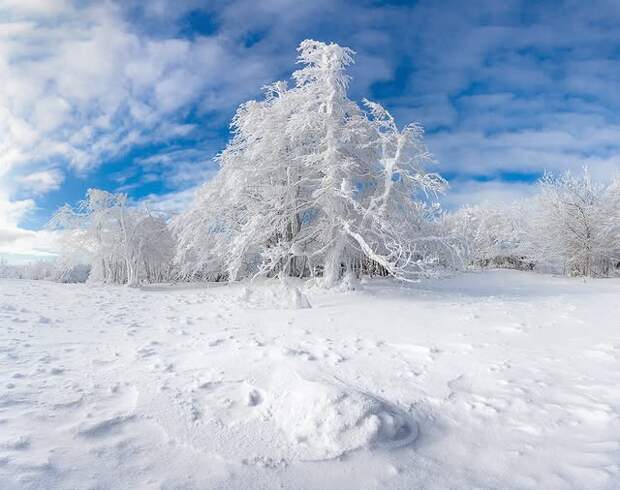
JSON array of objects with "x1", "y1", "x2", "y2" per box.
[
  {"x1": 3, "y1": 41, "x2": 619, "y2": 285},
  {"x1": 445, "y1": 169, "x2": 620, "y2": 277}
]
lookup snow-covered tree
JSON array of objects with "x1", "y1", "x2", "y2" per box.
[
  {"x1": 175, "y1": 40, "x2": 445, "y2": 285},
  {"x1": 49, "y1": 189, "x2": 174, "y2": 286},
  {"x1": 443, "y1": 168, "x2": 620, "y2": 277},
  {"x1": 524, "y1": 169, "x2": 620, "y2": 276},
  {"x1": 443, "y1": 202, "x2": 531, "y2": 270},
  {"x1": 0, "y1": 257, "x2": 90, "y2": 282}
]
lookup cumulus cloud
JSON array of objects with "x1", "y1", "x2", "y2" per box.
[
  {"x1": 397, "y1": 0, "x2": 620, "y2": 184},
  {"x1": 0, "y1": 228, "x2": 59, "y2": 258},
  {"x1": 135, "y1": 147, "x2": 219, "y2": 188},
  {"x1": 0, "y1": 193, "x2": 34, "y2": 227},
  {"x1": 18, "y1": 169, "x2": 64, "y2": 194},
  {"x1": 139, "y1": 187, "x2": 199, "y2": 216},
  {"x1": 441, "y1": 180, "x2": 537, "y2": 209},
  {"x1": 0, "y1": 189, "x2": 57, "y2": 258},
  {"x1": 0, "y1": 0, "x2": 289, "y2": 177}
]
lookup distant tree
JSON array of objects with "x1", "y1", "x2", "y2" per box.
[
  {"x1": 0, "y1": 257, "x2": 89, "y2": 283},
  {"x1": 444, "y1": 203, "x2": 528, "y2": 270},
  {"x1": 526, "y1": 169, "x2": 620, "y2": 276},
  {"x1": 49, "y1": 189, "x2": 174, "y2": 286},
  {"x1": 444, "y1": 168, "x2": 620, "y2": 277}
]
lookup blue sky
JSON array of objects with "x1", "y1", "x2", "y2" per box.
[{"x1": 1, "y1": 0, "x2": 620, "y2": 260}]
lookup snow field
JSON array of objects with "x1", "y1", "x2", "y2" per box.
[{"x1": 1, "y1": 270, "x2": 619, "y2": 489}]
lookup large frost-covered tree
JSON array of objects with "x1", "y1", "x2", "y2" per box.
[
  {"x1": 49, "y1": 189, "x2": 174, "y2": 286},
  {"x1": 175, "y1": 40, "x2": 445, "y2": 285}
]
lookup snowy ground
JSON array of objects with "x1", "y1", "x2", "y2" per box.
[{"x1": 1, "y1": 270, "x2": 619, "y2": 489}]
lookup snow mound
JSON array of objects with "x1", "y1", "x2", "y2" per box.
[
  {"x1": 239, "y1": 282, "x2": 311, "y2": 309},
  {"x1": 272, "y1": 374, "x2": 417, "y2": 460},
  {"x1": 336, "y1": 270, "x2": 362, "y2": 291}
]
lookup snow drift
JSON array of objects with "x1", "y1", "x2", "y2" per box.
[{"x1": 270, "y1": 371, "x2": 417, "y2": 460}]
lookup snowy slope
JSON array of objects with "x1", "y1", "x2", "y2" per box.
[{"x1": 1, "y1": 270, "x2": 619, "y2": 489}]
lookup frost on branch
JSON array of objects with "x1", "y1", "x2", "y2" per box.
[{"x1": 174, "y1": 40, "x2": 446, "y2": 286}]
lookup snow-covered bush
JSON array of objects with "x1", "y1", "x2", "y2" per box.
[
  {"x1": 174, "y1": 40, "x2": 446, "y2": 286},
  {"x1": 49, "y1": 189, "x2": 174, "y2": 286}
]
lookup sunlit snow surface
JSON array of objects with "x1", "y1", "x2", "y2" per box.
[{"x1": 1, "y1": 270, "x2": 619, "y2": 489}]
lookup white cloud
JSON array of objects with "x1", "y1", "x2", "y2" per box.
[
  {"x1": 0, "y1": 0, "x2": 70, "y2": 16},
  {"x1": 139, "y1": 187, "x2": 199, "y2": 216},
  {"x1": 0, "y1": 227, "x2": 58, "y2": 258},
  {"x1": 136, "y1": 146, "x2": 219, "y2": 188},
  {"x1": 0, "y1": 192, "x2": 34, "y2": 229},
  {"x1": 0, "y1": 0, "x2": 276, "y2": 180},
  {"x1": 440, "y1": 180, "x2": 537, "y2": 209},
  {"x1": 18, "y1": 169, "x2": 64, "y2": 194},
  {"x1": 427, "y1": 123, "x2": 620, "y2": 179},
  {"x1": 0, "y1": 189, "x2": 58, "y2": 260}
]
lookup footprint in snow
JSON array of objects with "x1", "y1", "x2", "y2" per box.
[
  {"x1": 0, "y1": 435, "x2": 31, "y2": 451},
  {"x1": 488, "y1": 361, "x2": 512, "y2": 372},
  {"x1": 77, "y1": 414, "x2": 137, "y2": 438},
  {"x1": 136, "y1": 345, "x2": 158, "y2": 358},
  {"x1": 282, "y1": 347, "x2": 317, "y2": 361},
  {"x1": 495, "y1": 323, "x2": 526, "y2": 334},
  {"x1": 245, "y1": 387, "x2": 263, "y2": 407}
]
